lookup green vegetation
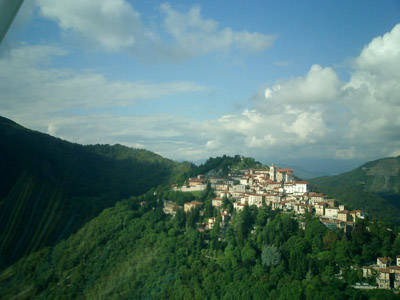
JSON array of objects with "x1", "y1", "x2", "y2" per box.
[
  {"x1": 310, "y1": 157, "x2": 400, "y2": 223},
  {"x1": 0, "y1": 116, "x2": 264, "y2": 270},
  {"x1": 0, "y1": 116, "x2": 193, "y2": 268},
  {"x1": 0, "y1": 116, "x2": 265, "y2": 270},
  {"x1": 3, "y1": 115, "x2": 400, "y2": 298},
  {"x1": 1, "y1": 191, "x2": 399, "y2": 299},
  {"x1": 195, "y1": 155, "x2": 264, "y2": 177}
]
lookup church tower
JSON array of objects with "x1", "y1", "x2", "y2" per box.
[{"x1": 269, "y1": 164, "x2": 276, "y2": 182}]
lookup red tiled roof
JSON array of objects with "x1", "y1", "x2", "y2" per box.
[{"x1": 277, "y1": 168, "x2": 293, "y2": 172}]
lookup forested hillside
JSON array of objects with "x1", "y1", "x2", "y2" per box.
[
  {"x1": 0, "y1": 116, "x2": 193, "y2": 268},
  {"x1": 195, "y1": 155, "x2": 264, "y2": 177},
  {"x1": 1, "y1": 189, "x2": 399, "y2": 299},
  {"x1": 310, "y1": 157, "x2": 400, "y2": 223}
]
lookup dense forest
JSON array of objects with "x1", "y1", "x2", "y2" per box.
[{"x1": 1, "y1": 188, "x2": 400, "y2": 299}]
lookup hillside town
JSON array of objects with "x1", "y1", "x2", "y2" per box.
[
  {"x1": 165, "y1": 164, "x2": 400, "y2": 291},
  {"x1": 170, "y1": 164, "x2": 364, "y2": 232}
]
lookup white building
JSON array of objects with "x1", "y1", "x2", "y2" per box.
[
  {"x1": 173, "y1": 184, "x2": 206, "y2": 192},
  {"x1": 240, "y1": 177, "x2": 248, "y2": 185},
  {"x1": 315, "y1": 203, "x2": 327, "y2": 216},
  {"x1": 282, "y1": 181, "x2": 307, "y2": 195},
  {"x1": 248, "y1": 194, "x2": 264, "y2": 207},
  {"x1": 265, "y1": 195, "x2": 281, "y2": 206},
  {"x1": 212, "y1": 198, "x2": 223, "y2": 208},
  {"x1": 230, "y1": 184, "x2": 246, "y2": 193},
  {"x1": 325, "y1": 207, "x2": 339, "y2": 219},
  {"x1": 234, "y1": 202, "x2": 246, "y2": 211}
]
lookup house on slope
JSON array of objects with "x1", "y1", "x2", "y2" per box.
[{"x1": 184, "y1": 201, "x2": 203, "y2": 213}]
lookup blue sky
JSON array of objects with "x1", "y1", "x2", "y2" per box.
[{"x1": 1, "y1": 0, "x2": 400, "y2": 174}]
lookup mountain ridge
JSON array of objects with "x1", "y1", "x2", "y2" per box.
[
  {"x1": 309, "y1": 156, "x2": 400, "y2": 223},
  {"x1": 0, "y1": 115, "x2": 193, "y2": 268}
]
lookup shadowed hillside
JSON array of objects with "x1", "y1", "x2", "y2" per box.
[{"x1": 0, "y1": 116, "x2": 194, "y2": 269}]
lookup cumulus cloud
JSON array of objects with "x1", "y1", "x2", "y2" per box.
[
  {"x1": 34, "y1": 0, "x2": 275, "y2": 60},
  {"x1": 204, "y1": 24, "x2": 400, "y2": 162},
  {"x1": 343, "y1": 24, "x2": 400, "y2": 147},
  {"x1": 261, "y1": 65, "x2": 340, "y2": 105}
]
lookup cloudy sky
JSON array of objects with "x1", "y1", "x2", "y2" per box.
[{"x1": 1, "y1": 0, "x2": 400, "y2": 175}]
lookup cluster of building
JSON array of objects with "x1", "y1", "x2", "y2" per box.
[
  {"x1": 171, "y1": 175, "x2": 207, "y2": 192},
  {"x1": 362, "y1": 256, "x2": 400, "y2": 290},
  {"x1": 167, "y1": 164, "x2": 365, "y2": 231},
  {"x1": 211, "y1": 165, "x2": 364, "y2": 231},
  {"x1": 164, "y1": 163, "x2": 400, "y2": 291},
  {"x1": 162, "y1": 199, "x2": 230, "y2": 231}
]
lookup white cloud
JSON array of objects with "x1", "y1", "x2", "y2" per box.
[
  {"x1": 160, "y1": 3, "x2": 275, "y2": 57},
  {"x1": 34, "y1": 0, "x2": 275, "y2": 60},
  {"x1": 283, "y1": 111, "x2": 328, "y2": 142},
  {"x1": 261, "y1": 64, "x2": 340, "y2": 105},
  {"x1": 47, "y1": 123, "x2": 57, "y2": 136},
  {"x1": 0, "y1": 43, "x2": 204, "y2": 131},
  {"x1": 354, "y1": 24, "x2": 400, "y2": 78},
  {"x1": 37, "y1": 0, "x2": 143, "y2": 51},
  {"x1": 342, "y1": 24, "x2": 400, "y2": 148},
  {"x1": 177, "y1": 23, "x2": 400, "y2": 163},
  {"x1": 2, "y1": 21, "x2": 400, "y2": 167}
]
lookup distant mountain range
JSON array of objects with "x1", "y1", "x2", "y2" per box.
[{"x1": 310, "y1": 156, "x2": 400, "y2": 223}]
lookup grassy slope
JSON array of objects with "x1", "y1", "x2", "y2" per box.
[{"x1": 0, "y1": 116, "x2": 194, "y2": 268}]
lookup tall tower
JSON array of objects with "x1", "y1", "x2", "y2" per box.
[{"x1": 269, "y1": 164, "x2": 276, "y2": 182}]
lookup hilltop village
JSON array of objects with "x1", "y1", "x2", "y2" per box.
[
  {"x1": 164, "y1": 164, "x2": 400, "y2": 291},
  {"x1": 169, "y1": 165, "x2": 364, "y2": 232}
]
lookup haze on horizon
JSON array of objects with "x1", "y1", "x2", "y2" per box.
[{"x1": 1, "y1": 0, "x2": 400, "y2": 175}]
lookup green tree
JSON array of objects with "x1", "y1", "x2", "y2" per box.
[
  {"x1": 235, "y1": 205, "x2": 253, "y2": 242},
  {"x1": 261, "y1": 244, "x2": 281, "y2": 267},
  {"x1": 241, "y1": 243, "x2": 256, "y2": 266},
  {"x1": 322, "y1": 230, "x2": 338, "y2": 250},
  {"x1": 174, "y1": 208, "x2": 186, "y2": 229}
]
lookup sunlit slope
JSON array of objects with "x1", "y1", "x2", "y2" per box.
[
  {"x1": 310, "y1": 157, "x2": 400, "y2": 223},
  {"x1": 0, "y1": 116, "x2": 194, "y2": 268}
]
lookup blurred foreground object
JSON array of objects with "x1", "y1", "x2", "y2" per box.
[{"x1": 0, "y1": 0, "x2": 24, "y2": 44}]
